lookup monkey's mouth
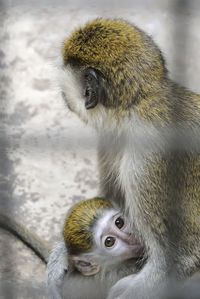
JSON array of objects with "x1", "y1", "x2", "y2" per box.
[{"x1": 126, "y1": 235, "x2": 145, "y2": 257}]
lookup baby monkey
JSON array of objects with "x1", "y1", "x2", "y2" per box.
[
  {"x1": 64, "y1": 197, "x2": 143, "y2": 275},
  {"x1": 47, "y1": 197, "x2": 144, "y2": 299},
  {"x1": 48, "y1": 198, "x2": 200, "y2": 299}
]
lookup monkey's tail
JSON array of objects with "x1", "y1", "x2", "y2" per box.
[{"x1": 0, "y1": 212, "x2": 51, "y2": 264}]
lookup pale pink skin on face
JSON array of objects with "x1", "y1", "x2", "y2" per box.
[
  {"x1": 93, "y1": 209, "x2": 143, "y2": 260},
  {"x1": 71, "y1": 209, "x2": 144, "y2": 276}
]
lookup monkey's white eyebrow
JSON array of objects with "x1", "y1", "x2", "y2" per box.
[
  {"x1": 112, "y1": 213, "x2": 124, "y2": 224},
  {"x1": 94, "y1": 209, "x2": 118, "y2": 243},
  {"x1": 99, "y1": 216, "x2": 117, "y2": 240}
]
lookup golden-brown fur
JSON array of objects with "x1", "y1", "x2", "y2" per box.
[
  {"x1": 63, "y1": 18, "x2": 166, "y2": 112},
  {"x1": 63, "y1": 197, "x2": 112, "y2": 254}
]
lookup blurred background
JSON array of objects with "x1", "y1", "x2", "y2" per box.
[{"x1": 0, "y1": 0, "x2": 200, "y2": 298}]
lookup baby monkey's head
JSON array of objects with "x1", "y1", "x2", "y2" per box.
[{"x1": 63, "y1": 197, "x2": 144, "y2": 276}]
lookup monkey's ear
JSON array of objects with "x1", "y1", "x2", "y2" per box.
[
  {"x1": 83, "y1": 68, "x2": 104, "y2": 110},
  {"x1": 72, "y1": 256, "x2": 100, "y2": 276}
]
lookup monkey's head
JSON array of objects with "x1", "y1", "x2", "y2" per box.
[
  {"x1": 60, "y1": 18, "x2": 166, "y2": 128},
  {"x1": 63, "y1": 198, "x2": 143, "y2": 276}
]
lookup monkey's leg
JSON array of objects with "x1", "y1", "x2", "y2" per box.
[{"x1": 47, "y1": 241, "x2": 68, "y2": 299}]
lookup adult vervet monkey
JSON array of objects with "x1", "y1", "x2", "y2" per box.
[{"x1": 58, "y1": 18, "x2": 200, "y2": 299}]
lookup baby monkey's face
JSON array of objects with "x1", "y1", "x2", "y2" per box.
[
  {"x1": 93, "y1": 209, "x2": 143, "y2": 263},
  {"x1": 71, "y1": 209, "x2": 144, "y2": 276}
]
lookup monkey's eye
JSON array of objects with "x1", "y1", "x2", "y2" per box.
[
  {"x1": 104, "y1": 236, "x2": 116, "y2": 248},
  {"x1": 115, "y1": 217, "x2": 124, "y2": 229},
  {"x1": 84, "y1": 69, "x2": 97, "y2": 81}
]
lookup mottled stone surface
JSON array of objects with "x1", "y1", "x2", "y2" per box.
[
  {"x1": 0, "y1": 229, "x2": 46, "y2": 299},
  {"x1": 0, "y1": 1, "x2": 200, "y2": 298}
]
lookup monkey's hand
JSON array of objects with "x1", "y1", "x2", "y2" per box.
[
  {"x1": 107, "y1": 274, "x2": 161, "y2": 299},
  {"x1": 107, "y1": 260, "x2": 167, "y2": 299},
  {"x1": 47, "y1": 241, "x2": 68, "y2": 299},
  {"x1": 108, "y1": 273, "x2": 200, "y2": 299}
]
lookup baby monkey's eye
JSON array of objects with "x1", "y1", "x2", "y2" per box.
[
  {"x1": 104, "y1": 236, "x2": 116, "y2": 248},
  {"x1": 115, "y1": 217, "x2": 124, "y2": 229}
]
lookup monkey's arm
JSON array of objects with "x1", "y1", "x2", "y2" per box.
[
  {"x1": 47, "y1": 241, "x2": 68, "y2": 299},
  {"x1": 98, "y1": 138, "x2": 125, "y2": 207},
  {"x1": 0, "y1": 212, "x2": 50, "y2": 263},
  {"x1": 107, "y1": 253, "x2": 166, "y2": 299},
  {"x1": 107, "y1": 262, "x2": 200, "y2": 299}
]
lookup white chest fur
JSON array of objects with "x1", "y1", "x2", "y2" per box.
[
  {"x1": 99, "y1": 127, "x2": 146, "y2": 217},
  {"x1": 118, "y1": 141, "x2": 146, "y2": 219},
  {"x1": 99, "y1": 116, "x2": 160, "y2": 229}
]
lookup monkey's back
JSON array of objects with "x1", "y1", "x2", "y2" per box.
[{"x1": 130, "y1": 85, "x2": 200, "y2": 275}]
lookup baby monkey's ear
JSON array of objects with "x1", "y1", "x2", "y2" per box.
[
  {"x1": 72, "y1": 255, "x2": 100, "y2": 276},
  {"x1": 82, "y1": 68, "x2": 106, "y2": 110}
]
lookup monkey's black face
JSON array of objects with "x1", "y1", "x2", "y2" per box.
[
  {"x1": 59, "y1": 65, "x2": 115, "y2": 129},
  {"x1": 82, "y1": 68, "x2": 101, "y2": 110}
]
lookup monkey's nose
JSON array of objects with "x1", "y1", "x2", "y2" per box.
[{"x1": 125, "y1": 234, "x2": 141, "y2": 246}]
